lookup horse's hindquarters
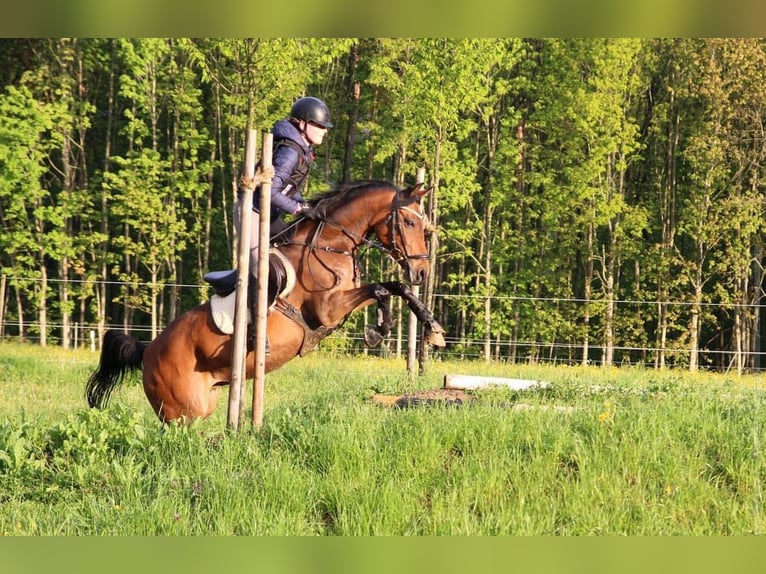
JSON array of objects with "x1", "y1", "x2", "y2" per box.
[{"x1": 141, "y1": 304, "x2": 231, "y2": 421}]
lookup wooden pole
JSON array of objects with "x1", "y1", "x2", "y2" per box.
[
  {"x1": 252, "y1": 132, "x2": 273, "y2": 427},
  {"x1": 443, "y1": 374, "x2": 548, "y2": 391},
  {"x1": 227, "y1": 129, "x2": 257, "y2": 431},
  {"x1": 407, "y1": 167, "x2": 426, "y2": 377}
]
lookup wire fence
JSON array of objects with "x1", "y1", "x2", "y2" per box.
[{"x1": 2, "y1": 276, "x2": 765, "y2": 372}]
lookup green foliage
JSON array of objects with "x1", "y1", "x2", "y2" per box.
[
  {"x1": 0, "y1": 82, "x2": 57, "y2": 270},
  {"x1": 2, "y1": 38, "x2": 766, "y2": 366}
]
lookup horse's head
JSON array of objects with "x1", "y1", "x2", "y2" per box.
[
  {"x1": 374, "y1": 182, "x2": 433, "y2": 285},
  {"x1": 301, "y1": 180, "x2": 434, "y2": 286}
]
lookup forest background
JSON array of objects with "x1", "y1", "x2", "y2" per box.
[{"x1": 1, "y1": 38, "x2": 766, "y2": 373}]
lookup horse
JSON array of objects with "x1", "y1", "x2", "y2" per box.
[{"x1": 85, "y1": 180, "x2": 446, "y2": 423}]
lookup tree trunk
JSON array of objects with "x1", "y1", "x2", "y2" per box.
[
  {"x1": 60, "y1": 128, "x2": 74, "y2": 349},
  {"x1": 602, "y1": 152, "x2": 624, "y2": 368},
  {"x1": 734, "y1": 270, "x2": 748, "y2": 375},
  {"x1": 14, "y1": 279, "x2": 25, "y2": 340},
  {"x1": 0, "y1": 274, "x2": 6, "y2": 339},
  {"x1": 458, "y1": 253, "x2": 466, "y2": 358},
  {"x1": 657, "y1": 95, "x2": 679, "y2": 370},
  {"x1": 201, "y1": 145, "x2": 216, "y2": 301},
  {"x1": 122, "y1": 221, "x2": 132, "y2": 333},
  {"x1": 342, "y1": 44, "x2": 360, "y2": 183},
  {"x1": 60, "y1": 257, "x2": 71, "y2": 348},
  {"x1": 96, "y1": 39, "x2": 117, "y2": 346},
  {"x1": 689, "y1": 281, "x2": 702, "y2": 371},
  {"x1": 603, "y1": 252, "x2": 615, "y2": 367},
  {"x1": 582, "y1": 220, "x2": 594, "y2": 366},
  {"x1": 510, "y1": 122, "x2": 526, "y2": 363},
  {"x1": 36, "y1": 207, "x2": 47, "y2": 346},
  {"x1": 481, "y1": 114, "x2": 498, "y2": 363},
  {"x1": 751, "y1": 245, "x2": 763, "y2": 370}
]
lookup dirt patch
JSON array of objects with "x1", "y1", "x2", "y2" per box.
[{"x1": 371, "y1": 388, "x2": 474, "y2": 409}]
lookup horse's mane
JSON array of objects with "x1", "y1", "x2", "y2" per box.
[
  {"x1": 271, "y1": 180, "x2": 399, "y2": 244},
  {"x1": 307, "y1": 180, "x2": 398, "y2": 219}
]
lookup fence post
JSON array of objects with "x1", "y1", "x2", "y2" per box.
[
  {"x1": 252, "y1": 132, "x2": 273, "y2": 428},
  {"x1": 227, "y1": 129, "x2": 258, "y2": 431},
  {"x1": 407, "y1": 167, "x2": 426, "y2": 377}
]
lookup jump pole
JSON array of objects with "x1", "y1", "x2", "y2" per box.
[
  {"x1": 228, "y1": 129, "x2": 258, "y2": 430},
  {"x1": 443, "y1": 374, "x2": 548, "y2": 391},
  {"x1": 406, "y1": 167, "x2": 426, "y2": 376},
  {"x1": 252, "y1": 132, "x2": 273, "y2": 427}
]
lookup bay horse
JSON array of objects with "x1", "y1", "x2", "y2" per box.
[{"x1": 85, "y1": 180, "x2": 446, "y2": 423}]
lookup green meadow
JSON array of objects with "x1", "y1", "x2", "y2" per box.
[{"x1": 1, "y1": 342, "x2": 764, "y2": 535}]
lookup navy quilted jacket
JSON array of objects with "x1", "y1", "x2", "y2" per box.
[{"x1": 252, "y1": 119, "x2": 313, "y2": 216}]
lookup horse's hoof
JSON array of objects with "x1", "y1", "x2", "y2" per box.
[
  {"x1": 364, "y1": 325, "x2": 385, "y2": 347},
  {"x1": 426, "y1": 331, "x2": 446, "y2": 347},
  {"x1": 426, "y1": 323, "x2": 447, "y2": 347}
]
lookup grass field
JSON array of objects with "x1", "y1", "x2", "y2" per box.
[{"x1": 1, "y1": 341, "x2": 764, "y2": 535}]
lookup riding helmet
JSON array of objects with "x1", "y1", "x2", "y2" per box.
[{"x1": 290, "y1": 97, "x2": 333, "y2": 128}]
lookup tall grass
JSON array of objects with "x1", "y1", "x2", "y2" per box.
[{"x1": 1, "y1": 342, "x2": 764, "y2": 534}]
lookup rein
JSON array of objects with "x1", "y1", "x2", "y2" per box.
[{"x1": 275, "y1": 190, "x2": 429, "y2": 290}]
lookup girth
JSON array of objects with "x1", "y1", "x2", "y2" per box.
[{"x1": 273, "y1": 298, "x2": 337, "y2": 356}]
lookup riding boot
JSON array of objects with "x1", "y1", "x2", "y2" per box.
[{"x1": 248, "y1": 275, "x2": 270, "y2": 354}]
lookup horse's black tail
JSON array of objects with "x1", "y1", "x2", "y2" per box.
[{"x1": 85, "y1": 330, "x2": 146, "y2": 409}]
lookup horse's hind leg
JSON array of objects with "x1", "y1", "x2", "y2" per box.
[
  {"x1": 144, "y1": 373, "x2": 222, "y2": 423},
  {"x1": 142, "y1": 347, "x2": 222, "y2": 423}
]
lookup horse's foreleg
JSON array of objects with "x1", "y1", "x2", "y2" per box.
[
  {"x1": 316, "y1": 282, "x2": 446, "y2": 348},
  {"x1": 381, "y1": 282, "x2": 447, "y2": 347},
  {"x1": 364, "y1": 286, "x2": 393, "y2": 347}
]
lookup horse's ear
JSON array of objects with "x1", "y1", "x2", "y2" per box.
[{"x1": 406, "y1": 182, "x2": 432, "y2": 200}]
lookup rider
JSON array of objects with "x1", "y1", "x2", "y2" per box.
[{"x1": 235, "y1": 96, "x2": 333, "y2": 279}]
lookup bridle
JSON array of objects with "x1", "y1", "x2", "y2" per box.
[
  {"x1": 384, "y1": 196, "x2": 431, "y2": 264},
  {"x1": 274, "y1": 189, "x2": 432, "y2": 290}
]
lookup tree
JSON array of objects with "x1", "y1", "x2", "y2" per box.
[
  {"x1": 518, "y1": 39, "x2": 645, "y2": 366},
  {"x1": 105, "y1": 39, "x2": 196, "y2": 338},
  {"x1": 676, "y1": 39, "x2": 766, "y2": 373},
  {"x1": 0, "y1": 79, "x2": 62, "y2": 343},
  {"x1": 367, "y1": 39, "x2": 509, "y2": 369},
  {"x1": 2, "y1": 37, "x2": 766, "y2": 373}
]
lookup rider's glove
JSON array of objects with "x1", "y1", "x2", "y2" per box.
[{"x1": 293, "y1": 202, "x2": 311, "y2": 216}]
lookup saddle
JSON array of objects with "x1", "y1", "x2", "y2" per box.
[{"x1": 204, "y1": 248, "x2": 295, "y2": 335}]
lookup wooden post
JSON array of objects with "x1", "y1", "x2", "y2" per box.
[
  {"x1": 227, "y1": 129, "x2": 258, "y2": 431},
  {"x1": 407, "y1": 167, "x2": 426, "y2": 377},
  {"x1": 252, "y1": 132, "x2": 273, "y2": 427}
]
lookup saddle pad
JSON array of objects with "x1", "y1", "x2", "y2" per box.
[
  {"x1": 208, "y1": 248, "x2": 296, "y2": 335},
  {"x1": 210, "y1": 292, "x2": 248, "y2": 335}
]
